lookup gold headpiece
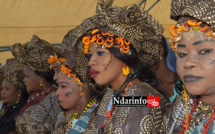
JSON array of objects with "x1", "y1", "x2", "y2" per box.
[
  {"x1": 10, "y1": 35, "x2": 55, "y2": 72},
  {"x1": 82, "y1": 29, "x2": 131, "y2": 54},
  {"x1": 169, "y1": 0, "x2": 215, "y2": 52},
  {"x1": 4, "y1": 58, "x2": 25, "y2": 90},
  {"x1": 48, "y1": 53, "x2": 66, "y2": 69},
  {"x1": 60, "y1": 65, "x2": 83, "y2": 86}
]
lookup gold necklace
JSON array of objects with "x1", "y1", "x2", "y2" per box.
[{"x1": 199, "y1": 101, "x2": 212, "y2": 111}]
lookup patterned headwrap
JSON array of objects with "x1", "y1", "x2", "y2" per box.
[
  {"x1": 169, "y1": 0, "x2": 215, "y2": 52},
  {"x1": 10, "y1": 35, "x2": 55, "y2": 72},
  {"x1": 171, "y1": 0, "x2": 215, "y2": 30},
  {"x1": 60, "y1": 40, "x2": 105, "y2": 97},
  {"x1": 0, "y1": 66, "x2": 5, "y2": 92},
  {"x1": 4, "y1": 58, "x2": 25, "y2": 91},
  {"x1": 60, "y1": 0, "x2": 164, "y2": 65}
]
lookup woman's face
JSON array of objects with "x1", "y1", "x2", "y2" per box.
[
  {"x1": 52, "y1": 62, "x2": 62, "y2": 82},
  {"x1": 23, "y1": 67, "x2": 42, "y2": 94},
  {"x1": 88, "y1": 43, "x2": 123, "y2": 86},
  {"x1": 176, "y1": 32, "x2": 215, "y2": 96},
  {"x1": 1, "y1": 79, "x2": 20, "y2": 104},
  {"x1": 56, "y1": 73, "x2": 81, "y2": 110}
]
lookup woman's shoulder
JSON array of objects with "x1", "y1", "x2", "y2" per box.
[
  {"x1": 127, "y1": 81, "x2": 170, "y2": 110},
  {"x1": 129, "y1": 81, "x2": 164, "y2": 96},
  {"x1": 39, "y1": 86, "x2": 58, "y2": 103}
]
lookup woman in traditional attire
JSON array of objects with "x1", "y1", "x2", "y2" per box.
[
  {"x1": 48, "y1": 48, "x2": 66, "y2": 82},
  {"x1": 164, "y1": 0, "x2": 215, "y2": 133},
  {"x1": 10, "y1": 35, "x2": 65, "y2": 133},
  {"x1": 0, "y1": 58, "x2": 28, "y2": 134},
  {"x1": 55, "y1": 48, "x2": 103, "y2": 134},
  {"x1": 153, "y1": 36, "x2": 179, "y2": 100},
  {"x1": 0, "y1": 66, "x2": 4, "y2": 109},
  {"x1": 62, "y1": 0, "x2": 169, "y2": 133}
]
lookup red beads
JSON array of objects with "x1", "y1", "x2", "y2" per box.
[
  {"x1": 213, "y1": 105, "x2": 215, "y2": 111},
  {"x1": 203, "y1": 123, "x2": 207, "y2": 127},
  {"x1": 107, "y1": 110, "x2": 113, "y2": 119},
  {"x1": 182, "y1": 124, "x2": 187, "y2": 129},
  {"x1": 183, "y1": 119, "x2": 187, "y2": 124}
]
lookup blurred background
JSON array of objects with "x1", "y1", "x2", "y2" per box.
[{"x1": 0, "y1": 0, "x2": 175, "y2": 65}]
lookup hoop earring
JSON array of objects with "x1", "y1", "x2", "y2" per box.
[
  {"x1": 122, "y1": 63, "x2": 129, "y2": 76},
  {"x1": 16, "y1": 94, "x2": 21, "y2": 103},
  {"x1": 40, "y1": 80, "x2": 44, "y2": 88}
]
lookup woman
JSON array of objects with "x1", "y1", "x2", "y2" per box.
[
  {"x1": 153, "y1": 36, "x2": 179, "y2": 100},
  {"x1": 66, "y1": 0, "x2": 169, "y2": 133},
  {"x1": 0, "y1": 66, "x2": 4, "y2": 109},
  {"x1": 48, "y1": 49, "x2": 66, "y2": 82},
  {"x1": 164, "y1": 0, "x2": 215, "y2": 133},
  {"x1": 54, "y1": 25, "x2": 105, "y2": 133},
  {"x1": 56, "y1": 53, "x2": 102, "y2": 134},
  {"x1": 10, "y1": 35, "x2": 65, "y2": 133},
  {"x1": 0, "y1": 58, "x2": 28, "y2": 134}
]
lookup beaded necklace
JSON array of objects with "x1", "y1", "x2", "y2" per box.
[
  {"x1": 179, "y1": 98, "x2": 215, "y2": 134},
  {"x1": 65, "y1": 98, "x2": 97, "y2": 133}
]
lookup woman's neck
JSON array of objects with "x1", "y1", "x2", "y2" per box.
[
  {"x1": 75, "y1": 95, "x2": 94, "y2": 118},
  {"x1": 156, "y1": 60, "x2": 179, "y2": 96},
  {"x1": 201, "y1": 94, "x2": 215, "y2": 105},
  {"x1": 109, "y1": 73, "x2": 127, "y2": 92}
]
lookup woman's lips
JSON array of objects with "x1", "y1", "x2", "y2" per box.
[
  {"x1": 90, "y1": 69, "x2": 99, "y2": 78},
  {"x1": 183, "y1": 75, "x2": 203, "y2": 83},
  {"x1": 1, "y1": 96, "x2": 5, "y2": 100}
]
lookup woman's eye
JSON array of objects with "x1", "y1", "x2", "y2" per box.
[
  {"x1": 56, "y1": 83, "x2": 59, "y2": 88},
  {"x1": 61, "y1": 85, "x2": 66, "y2": 88},
  {"x1": 57, "y1": 69, "x2": 61, "y2": 72},
  {"x1": 87, "y1": 54, "x2": 92, "y2": 59},
  {"x1": 96, "y1": 51, "x2": 105, "y2": 56},
  {"x1": 199, "y1": 49, "x2": 213, "y2": 55},
  {"x1": 178, "y1": 53, "x2": 187, "y2": 58}
]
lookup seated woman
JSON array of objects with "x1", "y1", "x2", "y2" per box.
[
  {"x1": 56, "y1": 51, "x2": 103, "y2": 134},
  {"x1": 164, "y1": 0, "x2": 215, "y2": 133},
  {"x1": 63, "y1": 0, "x2": 169, "y2": 133},
  {"x1": 10, "y1": 35, "x2": 65, "y2": 133},
  {"x1": 0, "y1": 58, "x2": 28, "y2": 134}
]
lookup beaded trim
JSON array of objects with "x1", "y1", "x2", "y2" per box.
[
  {"x1": 168, "y1": 20, "x2": 215, "y2": 52},
  {"x1": 65, "y1": 98, "x2": 97, "y2": 133},
  {"x1": 60, "y1": 65, "x2": 83, "y2": 86},
  {"x1": 82, "y1": 29, "x2": 131, "y2": 54}
]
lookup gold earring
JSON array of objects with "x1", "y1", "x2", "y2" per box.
[
  {"x1": 160, "y1": 56, "x2": 162, "y2": 60},
  {"x1": 122, "y1": 63, "x2": 129, "y2": 76},
  {"x1": 40, "y1": 80, "x2": 44, "y2": 88},
  {"x1": 16, "y1": 94, "x2": 21, "y2": 103},
  {"x1": 80, "y1": 92, "x2": 84, "y2": 96}
]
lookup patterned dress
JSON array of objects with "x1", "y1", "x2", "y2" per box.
[
  {"x1": 16, "y1": 87, "x2": 65, "y2": 134},
  {"x1": 83, "y1": 82, "x2": 169, "y2": 134},
  {"x1": 164, "y1": 95, "x2": 215, "y2": 134}
]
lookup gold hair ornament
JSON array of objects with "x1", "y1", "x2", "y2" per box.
[
  {"x1": 60, "y1": 65, "x2": 83, "y2": 86},
  {"x1": 48, "y1": 54, "x2": 66, "y2": 69},
  {"x1": 82, "y1": 29, "x2": 131, "y2": 54},
  {"x1": 168, "y1": 20, "x2": 215, "y2": 52}
]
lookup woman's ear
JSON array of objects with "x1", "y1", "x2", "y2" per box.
[
  {"x1": 81, "y1": 83, "x2": 89, "y2": 92},
  {"x1": 18, "y1": 89, "x2": 22, "y2": 95},
  {"x1": 160, "y1": 46, "x2": 164, "y2": 57}
]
